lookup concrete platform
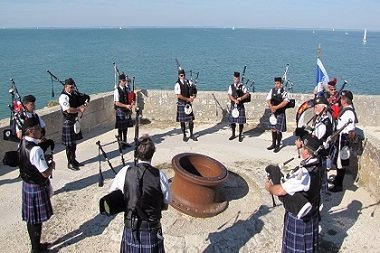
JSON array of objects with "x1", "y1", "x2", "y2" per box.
[{"x1": 1, "y1": 121, "x2": 379, "y2": 252}]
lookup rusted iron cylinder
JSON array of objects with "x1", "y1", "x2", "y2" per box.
[{"x1": 170, "y1": 153, "x2": 229, "y2": 218}]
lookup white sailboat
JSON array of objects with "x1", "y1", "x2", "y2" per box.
[{"x1": 363, "y1": 29, "x2": 367, "y2": 44}]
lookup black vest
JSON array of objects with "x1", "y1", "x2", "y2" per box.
[
  {"x1": 301, "y1": 161, "x2": 321, "y2": 210},
  {"x1": 230, "y1": 83, "x2": 245, "y2": 106},
  {"x1": 19, "y1": 139, "x2": 48, "y2": 186},
  {"x1": 339, "y1": 106, "x2": 359, "y2": 123},
  {"x1": 124, "y1": 163, "x2": 164, "y2": 223},
  {"x1": 271, "y1": 88, "x2": 286, "y2": 114},
  {"x1": 114, "y1": 86, "x2": 130, "y2": 110},
  {"x1": 177, "y1": 80, "x2": 191, "y2": 103}
]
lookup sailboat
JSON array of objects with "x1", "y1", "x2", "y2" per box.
[{"x1": 363, "y1": 29, "x2": 367, "y2": 44}]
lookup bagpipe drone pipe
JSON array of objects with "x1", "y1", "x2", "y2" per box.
[{"x1": 281, "y1": 64, "x2": 296, "y2": 109}]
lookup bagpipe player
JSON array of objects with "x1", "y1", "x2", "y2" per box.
[
  {"x1": 265, "y1": 134, "x2": 322, "y2": 253},
  {"x1": 329, "y1": 90, "x2": 358, "y2": 192},
  {"x1": 174, "y1": 68, "x2": 198, "y2": 142},
  {"x1": 19, "y1": 116, "x2": 55, "y2": 253},
  {"x1": 266, "y1": 77, "x2": 290, "y2": 153},
  {"x1": 59, "y1": 77, "x2": 88, "y2": 171},
  {"x1": 114, "y1": 73, "x2": 134, "y2": 149},
  {"x1": 227, "y1": 71, "x2": 250, "y2": 142},
  {"x1": 15, "y1": 94, "x2": 55, "y2": 153}
]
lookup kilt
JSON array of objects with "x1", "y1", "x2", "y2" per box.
[
  {"x1": 282, "y1": 211, "x2": 319, "y2": 253},
  {"x1": 270, "y1": 112, "x2": 287, "y2": 132},
  {"x1": 228, "y1": 104, "x2": 246, "y2": 124},
  {"x1": 22, "y1": 181, "x2": 53, "y2": 224},
  {"x1": 176, "y1": 103, "x2": 194, "y2": 122},
  {"x1": 115, "y1": 108, "x2": 132, "y2": 130},
  {"x1": 120, "y1": 227, "x2": 165, "y2": 253},
  {"x1": 62, "y1": 119, "x2": 81, "y2": 146}
]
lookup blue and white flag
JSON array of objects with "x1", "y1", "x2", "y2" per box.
[{"x1": 315, "y1": 58, "x2": 329, "y2": 97}]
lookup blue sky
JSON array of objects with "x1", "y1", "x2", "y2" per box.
[{"x1": 0, "y1": 0, "x2": 378, "y2": 30}]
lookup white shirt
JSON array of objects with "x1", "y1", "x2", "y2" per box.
[
  {"x1": 336, "y1": 105, "x2": 356, "y2": 134},
  {"x1": 24, "y1": 136, "x2": 49, "y2": 173},
  {"x1": 110, "y1": 161, "x2": 172, "y2": 204},
  {"x1": 281, "y1": 158, "x2": 318, "y2": 195},
  {"x1": 59, "y1": 93, "x2": 71, "y2": 112}
]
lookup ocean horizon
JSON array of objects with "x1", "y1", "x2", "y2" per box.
[{"x1": 1, "y1": 28, "x2": 379, "y2": 120}]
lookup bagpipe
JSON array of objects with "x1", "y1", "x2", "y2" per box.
[
  {"x1": 240, "y1": 65, "x2": 255, "y2": 103},
  {"x1": 113, "y1": 62, "x2": 136, "y2": 105},
  {"x1": 175, "y1": 58, "x2": 199, "y2": 115},
  {"x1": 3, "y1": 78, "x2": 25, "y2": 142},
  {"x1": 99, "y1": 80, "x2": 143, "y2": 216},
  {"x1": 47, "y1": 70, "x2": 90, "y2": 107},
  {"x1": 281, "y1": 64, "x2": 296, "y2": 109}
]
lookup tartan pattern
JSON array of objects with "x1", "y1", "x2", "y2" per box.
[
  {"x1": 115, "y1": 108, "x2": 132, "y2": 130},
  {"x1": 62, "y1": 119, "x2": 76, "y2": 146},
  {"x1": 120, "y1": 227, "x2": 165, "y2": 253},
  {"x1": 176, "y1": 103, "x2": 194, "y2": 122},
  {"x1": 282, "y1": 211, "x2": 319, "y2": 253},
  {"x1": 228, "y1": 104, "x2": 247, "y2": 124},
  {"x1": 22, "y1": 181, "x2": 53, "y2": 224},
  {"x1": 270, "y1": 112, "x2": 287, "y2": 132}
]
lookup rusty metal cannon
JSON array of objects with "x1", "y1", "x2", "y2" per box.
[{"x1": 170, "y1": 153, "x2": 229, "y2": 218}]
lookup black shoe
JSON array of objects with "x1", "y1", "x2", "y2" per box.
[
  {"x1": 229, "y1": 135, "x2": 236, "y2": 141},
  {"x1": 329, "y1": 185, "x2": 343, "y2": 192},
  {"x1": 190, "y1": 135, "x2": 198, "y2": 141},
  {"x1": 239, "y1": 136, "x2": 243, "y2": 142},
  {"x1": 40, "y1": 242, "x2": 51, "y2": 251},
  {"x1": 183, "y1": 136, "x2": 188, "y2": 142},
  {"x1": 267, "y1": 144, "x2": 275, "y2": 150},
  {"x1": 67, "y1": 163, "x2": 80, "y2": 171},
  {"x1": 73, "y1": 160, "x2": 84, "y2": 167},
  {"x1": 273, "y1": 145, "x2": 281, "y2": 153}
]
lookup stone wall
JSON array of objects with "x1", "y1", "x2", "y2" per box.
[{"x1": 1, "y1": 90, "x2": 379, "y2": 198}]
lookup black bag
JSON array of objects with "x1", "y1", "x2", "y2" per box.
[
  {"x1": 286, "y1": 99, "x2": 296, "y2": 109},
  {"x1": 240, "y1": 93, "x2": 251, "y2": 103},
  {"x1": 2, "y1": 151, "x2": 19, "y2": 167},
  {"x1": 99, "y1": 190, "x2": 125, "y2": 216}
]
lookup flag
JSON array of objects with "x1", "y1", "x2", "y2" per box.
[
  {"x1": 315, "y1": 58, "x2": 329, "y2": 97},
  {"x1": 315, "y1": 58, "x2": 329, "y2": 85}
]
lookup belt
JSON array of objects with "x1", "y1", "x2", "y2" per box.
[{"x1": 125, "y1": 219, "x2": 161, "y2": 231}]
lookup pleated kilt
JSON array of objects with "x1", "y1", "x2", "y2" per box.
[
  {"x1": 22, "y1": 181, "x2": 53, "y2": 224},
  {"x1": 115, "y1": 108, "x2": 132, "y2": 130},
  {"x1": 120, "y1": 227, "x2": 165, "y2": 253},
  {"x1": 270, "y1": 112, "x2": 287, "y2": 132},
  {"x1": 176, "y1": 102, "x2": 194, "y2": 122},
  {"x1": 228, "y1": 105, "x2": 246, "y2": 124},
  {"x1": 282, "y1": 211, "x2": 319, "y2": 253},
  {"x1": 62, "y1": 119, "x2": 82, "y2": 146}
]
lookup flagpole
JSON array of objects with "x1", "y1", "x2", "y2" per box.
[{"x1": 317, "y1": 43, "x2": 321, "y2": 59}]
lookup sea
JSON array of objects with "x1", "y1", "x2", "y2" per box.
[{"x1": 1, "y1": 28, "x2": 379, "y2": 120}]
